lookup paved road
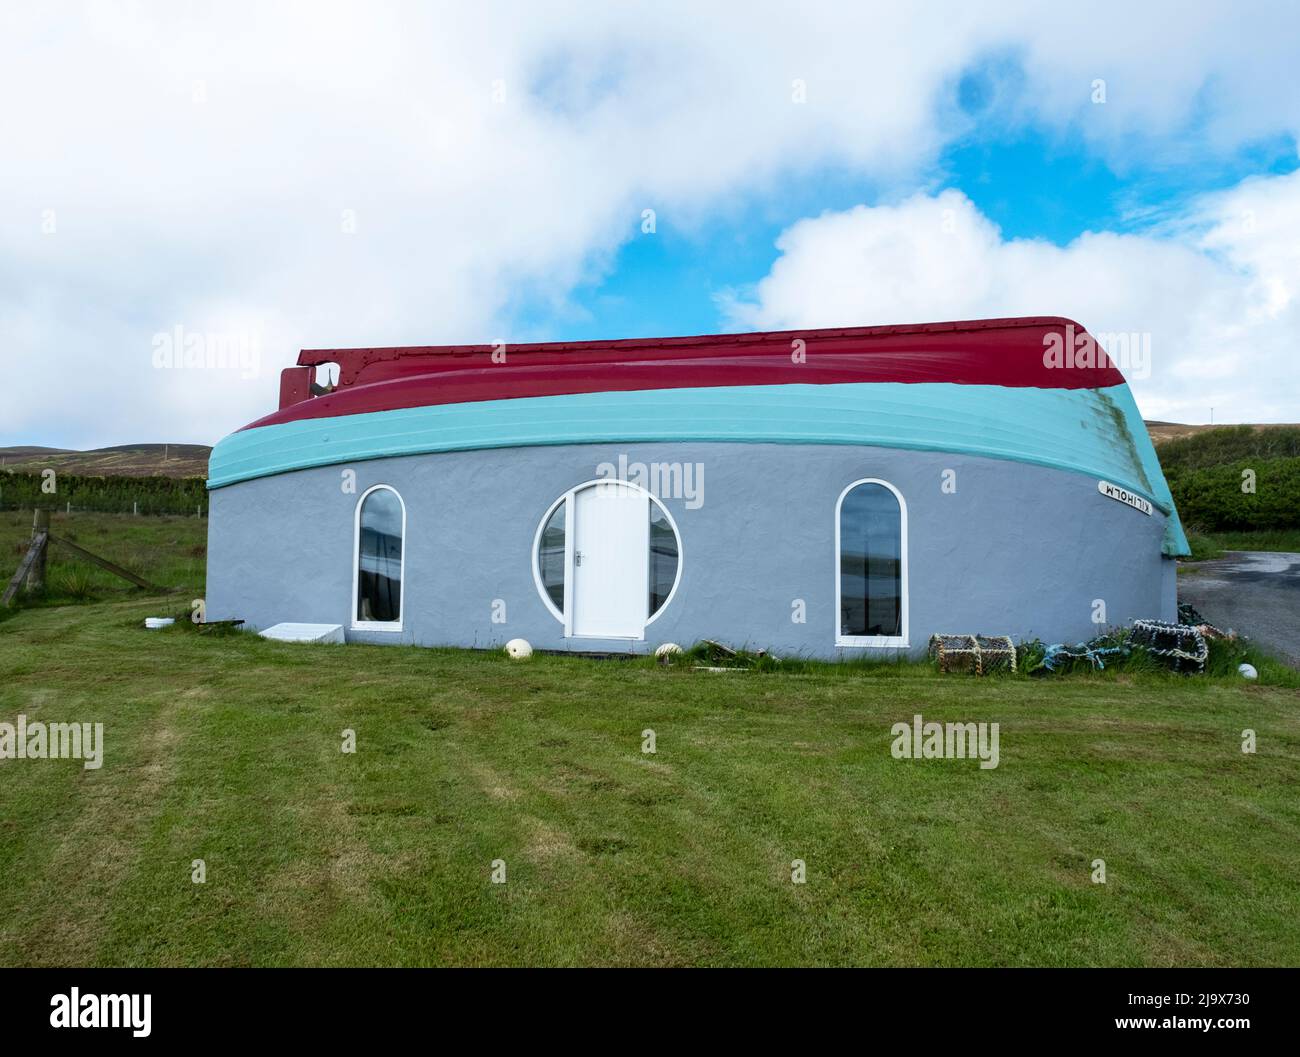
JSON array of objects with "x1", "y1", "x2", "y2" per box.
[{"x1": 1179, "y1": 551, "x2": 1300, "y2": 668}]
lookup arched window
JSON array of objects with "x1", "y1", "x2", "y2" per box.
[
  {"x1": 533, "y1": 480, "x2": 682, "y2": 639},
  {"x1": 836, "y1": 479, "x2": 907, "y2": 647},
  {"x1": 353, "y1": 485, "x2": 405, "y2": 629}
]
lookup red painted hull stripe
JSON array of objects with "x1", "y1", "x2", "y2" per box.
[{"x1": 245, "y1": 352, "x2": 1125, "y2": 431}]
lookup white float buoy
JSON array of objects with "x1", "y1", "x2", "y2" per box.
[
  {"x1": 1238, "y1": 663, "x2": 1258, "y2": 680},
  {"x1": 505, "y1": 638, "x2": 533, "y2": 660}
]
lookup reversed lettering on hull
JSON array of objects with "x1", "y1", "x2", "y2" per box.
[{"x1": 1098, "y1": 479, "x2": 1153, "y2": 516}]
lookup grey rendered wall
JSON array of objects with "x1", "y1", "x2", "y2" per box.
[{"x1": 206, "y1": 442, "x2": 1173, "y2": 658}]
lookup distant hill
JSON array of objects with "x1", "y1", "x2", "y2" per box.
[
  {"x1": 1145, "y1": 421, "x2": 1299, "y2": 444},
  {"x1": 1150, "y1": 424, "x2": 1300, "y2": 468},
  {"x1": 0, "y1": 444, "x2": 210, "y2": 479}
]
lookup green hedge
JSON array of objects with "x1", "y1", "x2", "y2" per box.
[
  {"x1": 1164, "y1": 457, "x2": 1300, "y2": 531},
  {"x1": 1154, "y1": 427, "x2": 1300, "y2": 533},
  {"x1": 0, "y1": 471, "x2": 207, "y2": 516}
]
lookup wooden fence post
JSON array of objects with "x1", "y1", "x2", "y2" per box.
[{"x1": 27, "y1": 509, "x2": 49, "y2": 591}]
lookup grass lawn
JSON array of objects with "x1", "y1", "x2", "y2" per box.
[
  {"x1": 0, "y1": 509, "x2": 206, "y2": 614},
  {"x1": 2, "y1": 584, "x2": 1299, "y2": 966},
  {"x1": 1183, "y1": 528, "x2": 1300, "y2": 562},
  {"x1": 2, "y1": 512, "x2": 1298, "y2": 966}
]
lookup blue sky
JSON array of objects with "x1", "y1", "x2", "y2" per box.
[{"x1": 536, "y1": 129, "x2": 1299, "y2": 343}]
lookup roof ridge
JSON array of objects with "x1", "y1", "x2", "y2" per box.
[{"x1": 297, "y1": 316, "x2": 1083, "y2": 366}]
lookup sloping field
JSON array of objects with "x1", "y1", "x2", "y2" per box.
[{"x1": 0, "y1": 444, "x2": 211, "y2": 479}]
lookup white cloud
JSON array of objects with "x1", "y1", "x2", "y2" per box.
[
  {"x1": 1, "y1": 2, "x2": 1299, "y2": 446},
  {"x1": 723, "y1": 172, "x2": 1300, "y2": 422}
]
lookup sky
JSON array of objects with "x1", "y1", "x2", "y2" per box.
[{"x1": 1, "y1": 0, "x2": 1298, "y2": 451}]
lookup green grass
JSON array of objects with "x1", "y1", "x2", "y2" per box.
[
  {"x1": 1183, "y1": 528, "x2": 1300, "y2": 563},
  {"x1": 0, "y1": 510, "x2": 205, "y2": 618},
  {"x1": 2, "y1": 593, "x2": 1298, "y2": 967}
]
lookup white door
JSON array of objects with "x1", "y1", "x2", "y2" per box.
[{"x1": 570, "y1": 482, "x2": 649, "y2": 638}]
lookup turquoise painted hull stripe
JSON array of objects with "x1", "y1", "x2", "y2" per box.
[
  {"x1": 209, "y1": 381, "x2": 1188, "y2": 555},
  {"x1": 1108, "y1": 381, "x2": 1190, "y2": 557}
]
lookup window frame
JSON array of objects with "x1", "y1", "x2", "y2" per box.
[
  {"x1": 532, "y1": 489, "x2": 574, "y2": 626},
  {"x1": 834, "y1": 477, "x2": 908, "y2": 649},
  {"x1": 352, "y1": 483, "x2": 406, "y2": 632},
  {"x1": 531, "y1": 478, "x2": 683, "y2": 637}
]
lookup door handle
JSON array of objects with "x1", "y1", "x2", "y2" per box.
[{"x1": 574, "y1": 551, "x2": 583, "y2": 566}]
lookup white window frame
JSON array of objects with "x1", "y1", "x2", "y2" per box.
[
  {"x1": 352, "y1": 483, "x2": 406, "y2": 632},
  {"x1": 834, "y1": 477, "x2": 908, "y2": 648},
  {"x1": 531, "y1": 478, "x2": 683, "y2": 638}
]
